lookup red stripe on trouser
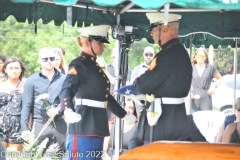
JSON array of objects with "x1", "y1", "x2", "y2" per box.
[{"x1": 73, "y1": 135, "x2": 77, "y2": 160}]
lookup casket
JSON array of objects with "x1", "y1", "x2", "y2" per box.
[{"x1": 120, "y1": 141, "x2": 240, "y2": 160}]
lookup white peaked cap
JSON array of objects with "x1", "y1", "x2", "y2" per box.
[
  {"x1": 144, "y1": 46, "x2": 154, "y2": 54},
  {"x1": 146, "y1": 13, "x2": 181, "y2": 25},
  {"x1": 77, "y1": 25, "x2": 110, "y2": 38}
]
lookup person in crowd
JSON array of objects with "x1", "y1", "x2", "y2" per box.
[
  {"x1": 216, "y1": 114, "x2": 236, "y2": 143},
  {"x1": 0, "y1": 54, "x2": 6, "y2": 82},
  {"x1": 128, "y1": 13, "x2": 192, "y2": 149},
  {"x1": 58, "y1": 25, "x2": 135, "y2": 160},
  {"x1": 222, "y1": 97, "x2": 240, "y2": 143},
  {"x1": 107, "y1": 48, "x2": 131, "y2": 95},
  {"x1": 20, "y1": 47, "x2": 67, "y2": 155},
  {"x1": 191, "y1": 48, "x2": 222, "y2": 113},
  {"x1": 54, "y1": 47, "x2": 68, "y2": 74},
  {"x1": 104, "y1": 99, "x2": 138, "y2": 159},
  {"x1": 130, "y1": 46, "x2": 155, "y2": 84},
  {"x1": 130, "y1": 46, "x2": 155, "y2": 117},
  {"x1": 56, "y1": 47, "x2": 66, "y2": 56},
  {"x1": 0, "y1": 57, "x2": 27, "y2": 151}
]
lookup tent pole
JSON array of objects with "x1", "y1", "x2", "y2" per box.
[
  {"x1": 233, "y1": 39, "x2": 238, "y2": 111},
  {"x1": 120, "y1": 2, "x2": 135, "y2": 14},
  {"x1": 114, "y1": 12, "x2": 121, "y2": 160},
  {"x1": 187, "y1": 34, "x2": 193, "y2": 114}
]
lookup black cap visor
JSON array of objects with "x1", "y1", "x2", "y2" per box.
[
  {"x1": 147, "y1": 22, "x2": 162, "y2": 32},
  {"x1": 90, "y1": 36, "x2": 110, "y2": 44}
]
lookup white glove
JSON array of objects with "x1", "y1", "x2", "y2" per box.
[
  {"x1": 64, "y1": 108, "x2": 81, "y2": 123},
  {"x1": 124, "y1": 94, "x2": 145, "y2": 101},
  {"x1": 123, "y1": 114, "x2": 136, "y2": 124}
]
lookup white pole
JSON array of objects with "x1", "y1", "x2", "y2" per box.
[
  {"x1": 233, "y1": 39, "x2": 238, "y2": 111},
  {"x1": 114, "y1": 13, "x2": 121, "y2": 160}
]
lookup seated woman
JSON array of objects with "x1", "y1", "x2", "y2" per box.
[
  {"x1": 104, "y1": 99, "x2": 138, "y2": 159},
  {"x1": 0, "y1": 57, "x2": 27, "y2": 151},
  {"x1": 222, "y1": 97, "x2": 240, "y2": 144},
  {"x1": 215, "y1": 114, "x2": 236, "y2": 143}
]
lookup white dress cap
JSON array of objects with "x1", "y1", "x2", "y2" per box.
[
  {"x1": 144, "y1": 46, "x2": 154, "y2": 54},
  {"x1": 146, "y1": 13, "x2": 181, "y2": 25},
  {"x1": 77, "y1": 25, "x2": 110, "y2": 38}
]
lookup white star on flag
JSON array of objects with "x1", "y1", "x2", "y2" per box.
[{"x1": 125, "y1": 89, "x2": 131, "y2": 94}]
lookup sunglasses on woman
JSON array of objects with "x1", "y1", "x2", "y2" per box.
[
  {"x1": 236, "y1": 107, "x2": 240, "y2": 112},
  {"x1": 196, "y1": 55, "x2": 206, "y2": 59},
  {"x1": 42, "y1": 57, "x2": 55, "y2": 62}
]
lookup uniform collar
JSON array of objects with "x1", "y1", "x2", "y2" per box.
[
  {"x1": 161, "y1": 38, "x2": 180, "y2": 51},
  {"x1": 80, "y1": 52, "x2": 96, "y2": 61}
]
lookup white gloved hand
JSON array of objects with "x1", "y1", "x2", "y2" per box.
[
  {"x1": 123, "y1": 114, "x2": 136, "y2": 124},
  {"x1": 64, "y1": 108, "x2": 81, "y2": 123}
]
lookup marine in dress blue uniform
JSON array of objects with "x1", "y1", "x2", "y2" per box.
[
  {"x1": 59, "y1": 25, "x2": 135, "y2": 160},
  {"x1": 128, "y1": 13, "x2": 192, "y2": 149}
]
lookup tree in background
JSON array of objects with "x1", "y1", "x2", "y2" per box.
[
  {"x1": 0, "y1": 16, "x2": 159, "y2": 77},
  {"x1": 4, "y1": 16, "x2": 239, "y2": 78}
]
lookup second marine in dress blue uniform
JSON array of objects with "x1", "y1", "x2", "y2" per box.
[{"x1": 129, "y1": 13, "x2": 192, "y2": 149}]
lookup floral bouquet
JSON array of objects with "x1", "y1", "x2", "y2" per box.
[
  {"x1": 20, "y1": 123, "x2": 61, "y2": 160},
  {"x1": 35, "y1": 93, "x2": 56, "y2": 128}
]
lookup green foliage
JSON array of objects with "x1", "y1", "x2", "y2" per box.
[
  {"x1": 4, "y1": 16, "x2": 238, "y2": 77},
  {"x1": 0, "y1": 16, "x2": 80, "y2": 76},
  {"x1": 0, "y1": 16, "x2": 158, "y2": 76}
]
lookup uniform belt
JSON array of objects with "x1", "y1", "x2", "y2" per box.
[
  {"x1": 155, "y1": 97, "x2": 185, "y2": 104},
  {"x1": 146, "y1": 97, "x2": 185, "y2": 126},
  {"x1": 75, "y1": 98, "x2": 107, "y2": 108}
]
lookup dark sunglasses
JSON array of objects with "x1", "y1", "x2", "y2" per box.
[
  {"x1": 42, "y1": 57, "x2": 55, "y2": 62},
  {"x1": 145, "y1": 53, "x2": 154, "y2": 57},
  {"x1": 236, "y1": 107, "x2": 240, "y2": 111}
]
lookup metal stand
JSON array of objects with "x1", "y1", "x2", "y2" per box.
[{"x1": 111, "y1": 23, "x2": 138, "y2": 159}]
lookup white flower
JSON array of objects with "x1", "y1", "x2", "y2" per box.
[
  {"x1": 39, "y1": 137, "x2": 49, "y2": 149},
  {"x1": 35, "y1": 138, "x2": 49, "y2": 158},
  {"x1": 45, "y1": 143, "x2": 60, "y2": 155},
  {"x1": 35, "y1": 93, "x2": 50, "y2": 103}
]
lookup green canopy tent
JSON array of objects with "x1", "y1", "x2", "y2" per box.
[
  {"x1": 1, "y1": 0, "x2": 240, "y2": 48},
  {"x1": 1, "y1": 0, "x2": 240, "y2": 158}
]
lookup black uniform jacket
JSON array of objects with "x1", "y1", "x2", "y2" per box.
[
  {"x1": 133, "y1": 38, "x2": 192, "y2": 142},
  {"x1": 59, "y1": 52, "x2": 126, "y2": 137}
]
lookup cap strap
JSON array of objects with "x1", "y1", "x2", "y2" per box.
[
  {"x1": 89, "y1": 37, "x2": 97, "y2": 57},
  {"x1": 158, "y1": 25, "x2": 162, "y2": 46}
]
